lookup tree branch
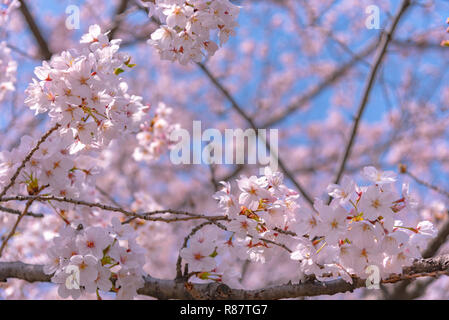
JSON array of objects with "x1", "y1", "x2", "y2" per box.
[
  {"x1": 331, "y1": 0, "x2": 411, "y2": 187},
  {"x1": 197, "y1": 63, "x2": 315, "y2": 206},
  {"x1": 0, "y1": 205, "x2": 43, "y2": 218},
  {"x1": 0, "y1": 195, "x2": 228, "y2": 224},
  {"x1": 385, "y1": 166, "x2": 449, "y2": 299},
  {"x1": 262, "y1": 38, "x2": 379, "y2": 128},
  {"x1": 402, "y1": 167, "x2": 449, "y2": 199},
  {"x1": 386, "y1": 214, "x2": 449, "y2": 299},
  {"x1": 18, "y1": 0, "x2": 52, "y2": 60},
  {"x1": 108, "y1": 0, "x2": 130, "y2": 40},
  {"x1": 1, "y1": 254, "x2": 448, "y2": 299}
]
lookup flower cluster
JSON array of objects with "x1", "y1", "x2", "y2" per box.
[
  {"x1": 0, "y1": 0, "x2": 19, "y2": 28},
  {"x1": 44, "y1": 218, "x2": 145, "y2": 300},
  {"x1": 24, "y1": 24, "x2": 146, "y2": 152},
  {"x1": 290, "y1": 167, "x2": 436, "y2": 283},
  {"x1": 144, "y1": 0, "x2": 240, "y2": 64},
  {"x1": 0, "y1": 42, "x2": 17, "y2": 101},
  {"x1": 180, "y1": 167, "x2": 301, "y2": 281},
  {"x1": 180, "y1": 166, "x2": 437, "y2": 285},
  {"x1": 133, "y1": 102, "x2": 180, "y2": 162},
  {"x1": 0, "y1": 132, "x2": 98, "y2": 198},
  {"x1": 1, "y1": 25, "x2": 179, "y2": 199},
  {"x1": 442, "y1": 18, "x2": 449, "y2": 47}
]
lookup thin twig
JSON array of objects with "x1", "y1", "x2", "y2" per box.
[
  {"x1": 404, "y1": 169, "x2": 449, "y2": 199},
  {"x1": 0, "y1": 205, "x2": 43, "y2": 218},
  {"x1": 211, "y1": 220, "x2": 292, "y2": 253},
  {"x1": 0, "y1": 195, "x2": 228, "y2": 224}
]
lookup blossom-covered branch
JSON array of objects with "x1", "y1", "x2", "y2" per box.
[{"x1": 0, "y1": 254, "x2": 448, "y2": 299}]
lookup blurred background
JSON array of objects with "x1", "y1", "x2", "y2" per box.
[{"x1": 0, "y1": 0, "x2": 448, "y2": 299}]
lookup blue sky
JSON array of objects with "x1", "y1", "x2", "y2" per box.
[{"x1": 4, "y1": 0, "x2": 449, "y2": 179}]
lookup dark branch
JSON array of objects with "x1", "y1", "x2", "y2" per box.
[
  {"x1": 18, "y1": 0, "x2": 52, "y2": 60},
  {"x1": 1, "y1": 254, "x2": 448, "y2": 299}
]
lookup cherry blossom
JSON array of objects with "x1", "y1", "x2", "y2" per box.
[
  {"x1": 24, "y1": 25, "x2": 147, "y2": 152},
  {"x1": 0, "y1": 131, "x2": 98, "y2": 199},
  {"x1": 362, "y1": 166, "x2": 397, "y2": 185},
  {"x1": 236, "y1": 175, "x2": 271, "y2": 211},
  {"x1": 358, "y1": 185, "x2": 395, "y2": 223},
  {"x1": 145, "y1": 0, "x2": 240, "y2": 64},
  {"x1": 180, "y1": 240, "x2": 216, "y2": 272},
  {"x1": 174, "y1": 166, "x2": 437, "y2": 287},
  {"x1": 44, "y1": 222, "x2": 145, "y2": 300},
  {"x1": 327, "y1": 175, "x2": 356, "y2": 204},
  {"x1": 133, "y1": 103, "x2": 180, "y2": 162}
]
